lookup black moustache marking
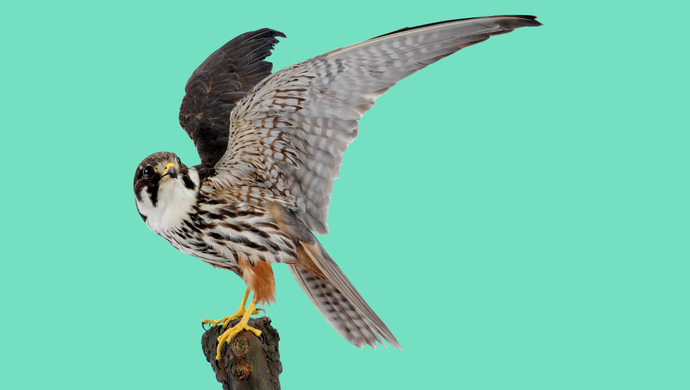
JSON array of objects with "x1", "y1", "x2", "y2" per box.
[
  {"x1": 134, "y1": 172, "x2": 160, "y2": 207},
  {"x1": 147, "y1": 181, "x2": 159, "y2": 206},
  {"x1": 183, "y1": 174, "x2": 196, "y2": 190}
]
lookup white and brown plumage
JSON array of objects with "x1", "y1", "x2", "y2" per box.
[{"x1": 133, "y1": 15, "x2": 541, "y2": 358}]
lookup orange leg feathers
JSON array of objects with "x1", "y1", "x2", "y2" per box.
[{"x1": 238, "y1": 258, "x2": 276, "y2": 305}]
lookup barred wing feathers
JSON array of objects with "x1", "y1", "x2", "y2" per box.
[{"x1": 215, "y1": 16, "x2": 541, "y2": 233}]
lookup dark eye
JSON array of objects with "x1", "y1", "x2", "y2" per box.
[
  {"x1": 143, "y1": 166, "x2": 154, "y2": 178},
  {"x1": 176, "y1": 156, "x2": 181, "y2": 164}
]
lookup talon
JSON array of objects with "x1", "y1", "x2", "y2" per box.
[
  {"x1": 201, "y1": 288, "x2": 263, "y2": 360},
  {"x1": 214, "y1": 300, "x2": 261, "y2": 360}
]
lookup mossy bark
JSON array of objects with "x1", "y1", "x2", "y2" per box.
[{"x1": 201, "y1": 317, "x2": 282, "y2": 390}]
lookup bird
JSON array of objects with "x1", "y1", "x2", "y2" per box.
[{"x1": 133, "y1": 15, "x2": 541, "y2": 360}]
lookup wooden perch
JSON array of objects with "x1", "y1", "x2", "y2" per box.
[{"x1": 201, "y1": 317, "x2": 282, "y2": 390}]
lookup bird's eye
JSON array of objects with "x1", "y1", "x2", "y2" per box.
[
  {"x1": 143, "y1": 166, "x2": 154, "y2": 178},
  {"x1": 176, "y1": 156, "x2": 181, "y2": 164}
]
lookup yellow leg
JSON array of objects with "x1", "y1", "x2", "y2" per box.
[
  {"x1": 202, "y1": 288, "x2": 262, "y2": 360},
  {"x1": 202, "y1": 288, "x2": 259, "y2": 328},
  {"x1": 213, "y1": 301, "x2": 262, "y2": 360}
]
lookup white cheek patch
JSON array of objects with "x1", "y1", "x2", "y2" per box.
[
  {"x1": 139, "y1": 173, "x2": 200, "y2": 234},
  {"x1": 136, "y1": 188, "x2": 156, "y2": 216}
]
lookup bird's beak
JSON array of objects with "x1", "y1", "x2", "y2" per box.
[{"x1": 161, "y1": 162, "x2": 178, "y2": 179}]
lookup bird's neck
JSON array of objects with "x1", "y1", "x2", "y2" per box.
[{"x1": 145, "y1": 168, "x2": 200, "y2": 234}]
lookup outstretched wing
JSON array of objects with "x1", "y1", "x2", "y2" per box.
[
  {"x1": 179, "y1": 28, "x2": 285, "y2": 169},
  {"x1": 212, "y1": 15, "x2": 541, "y2": 234}
]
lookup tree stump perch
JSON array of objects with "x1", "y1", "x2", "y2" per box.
[{"x1": 201, "y1": 317, "x2": 282, "y2": 390}]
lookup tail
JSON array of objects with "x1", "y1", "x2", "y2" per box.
[{"x1": 288, "y1": 241, "x2": 402, "y2": 351}]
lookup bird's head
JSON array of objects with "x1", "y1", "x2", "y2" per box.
[{"x1": 133, "y1": 152, "x2": 199, "y2": 223}]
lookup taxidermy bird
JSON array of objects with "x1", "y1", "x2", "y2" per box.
[{"x1": 133, "y1": 15, "x2": 541, "y2": 359}]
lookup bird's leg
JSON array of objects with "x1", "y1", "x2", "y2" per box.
[
  {"x1": 202, "y1": 288, "x2": 263, "y2": 360},
  {"x1": 213, "y1": 301, "x2": 262, "y2": 360},
  {"x1": 202, "y1": 288, "x2": 259, "y2": 327}
]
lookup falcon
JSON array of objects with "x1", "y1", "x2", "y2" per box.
[{"x1": 133, "y1": 15, "x2": 541, "y2": 359}]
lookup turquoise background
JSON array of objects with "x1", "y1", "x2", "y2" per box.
[{"x1": 2, "y1": 0, "x2": 688, "y2": 388}]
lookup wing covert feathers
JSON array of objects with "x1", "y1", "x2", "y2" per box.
[
  {"x1": 179, "y1": 28, "x2": 285, "y2": 168},
  {"x1": 213, "y1": 15, "x2": 540, "y2": 234}
]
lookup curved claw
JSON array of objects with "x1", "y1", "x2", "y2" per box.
[
  {"x1": 201, "y1": 289, "x2": 263, "y2": 360},
  {"x1": 215, "y1": 321, "x2": 262, "y2": 360},
  {"x1": 214, "y1": 301, "x2": 261, "y2": 360}
]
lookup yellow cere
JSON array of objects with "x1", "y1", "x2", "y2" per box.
[{"x1": 163, "y1": 162, "x2": 175, "y2": 175}]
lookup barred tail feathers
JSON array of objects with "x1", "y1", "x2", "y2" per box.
[{"x1": 288, "y1": 242, "x2": 401, "y2": 351}]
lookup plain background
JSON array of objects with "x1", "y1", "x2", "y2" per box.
[{"x1": 2, "y1": 0, "x2": 688, "y2": 389}]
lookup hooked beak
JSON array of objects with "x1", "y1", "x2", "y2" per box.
[{"x1": 161, "y1": 162, "x2": 178, "y2": 179}]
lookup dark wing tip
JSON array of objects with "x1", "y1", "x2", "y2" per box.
[{"x1": 372, "y1": 15, "x2": 542, "y2": 39}]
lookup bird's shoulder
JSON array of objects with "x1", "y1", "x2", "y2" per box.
[{"x1": 197, "y1": 179, "x2": 299, "y2": 214}]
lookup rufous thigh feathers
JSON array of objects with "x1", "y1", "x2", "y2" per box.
[{"x1": 238, "y1": 258, "x2": 276, "y2": 304}]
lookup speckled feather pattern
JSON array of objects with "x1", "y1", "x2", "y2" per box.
[
  {"x1": 135, "y1": 15, "x2": 540, "y2": 352},
  {"x1": 214, "y1": 15, "x2": 541, "y2": 235}
]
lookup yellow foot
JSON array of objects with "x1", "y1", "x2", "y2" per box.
[
  {"x1": 215, "y1": 315, "x2": 262, "y2": 359},
  {"x1": 202, "y1": 307, "x2": 259, "y2": 328},
  {"x1": 202, "y1": 287, "x2": 258, "y2": 328},
  {"x1": 201, "y1": 288, "x2": 262, "y2": 360}
]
